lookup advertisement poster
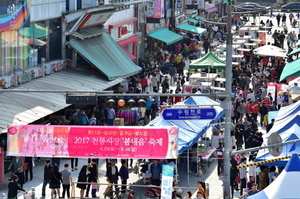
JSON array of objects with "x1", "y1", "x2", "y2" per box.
[
  {"x1": 268, "y1": 111, "x2": 278, "y2": 125},
  {"x1": 0, "y1": 0, "x2": 31, "y2": 32},
  {"x1": 161, "y1": 165, "x2": 174, "y2": 199},
  {"x1": 276, "y1": 83, "x2": 289, "y2": 98},
  {"x1": 7, "y1": 125, "x2": 178, "y2": 159},
  {"x1": 146, "y1": 1, "x2": 155, "y2": 17},
  {"x1": 267, "y1": 83, "x2": 276, "y2": 102}
]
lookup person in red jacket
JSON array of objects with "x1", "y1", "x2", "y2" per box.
[
  {"x1": 140, "y1": 77, "x2": 147, "y2": 93},
  {"x1": 246, "y1": 100, "x2": 253, "y2": 121},
  {"x1": 251, "y1": 103, "x2": 260, "y2": 122}
]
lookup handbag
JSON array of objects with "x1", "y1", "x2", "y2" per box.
[
  {"x1": 235, "y1": 175, "x2": 241, "y2": 184},
  {"x1": 103, "y1": 185, "x2": 111, "y2": 195}
]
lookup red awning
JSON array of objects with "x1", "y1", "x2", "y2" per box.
[
  {"x1": 205, "y1": 7, "x2": 218, "y2": 13},
  {"x1": 120, "y1": 46, "x2": 136, "y2": 62},
  {"x1": 117, "y1": 35, "x2": 139, "y2": 46}
]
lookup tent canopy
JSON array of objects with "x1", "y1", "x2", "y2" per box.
[
  {"x1": 147, "y1": 29, "x2": 183, "y2": 45},
  {"x1": 176, "y1": 24, "x2": 207, "y2": 34},
  {"x1": 254, "y1": 45, "x2": 286, "y2": 57},
  {"x1": 288, "y1": 48, "x2": 300, "y2": 56},
  {"x1": 249, "y1": 154, "x2": 300, "y2": 199},
  {"x1": 189, "y1": 52, "x2": 226, "y2": 70},
  {"x1": 148, "y1": 94, "x2": 224, "y2": 154},
  {"x1": 255, "y1": 100, "x2": 300, "y2": 166},
  {"x1": 279, "y1": 58, "x2": 300, "y2": 82}
]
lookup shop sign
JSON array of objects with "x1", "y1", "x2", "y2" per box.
[
  {"x1": 161, "y1": 165, "x2": 174, "y2": 199},
  {"x1": 118, "y1": 26, "x2": 128, "y2": 37},
  {"x1": 79, "y1": 11, "x2": 114, "y2": 29},
  {"x1": 165, "y1": 9, "x2": 172, "y2": 18},
  {"x1": 197, "y1": 0, "x2": 205, "y2": 9},
  {"x1": 146, "y1": 0, "x2": 155, "y2": 17},
  {"x1": 7, "y1": 125, "x2": 179, "y2": 159},
  {"x1": 176, "y1": 0, "x2": 183, "y2": 9},
  {"x1": 146, "y1": 18, "x2": 169, "y2": 34},
  {"x1": 0, "y1": 0, "x2": 30, "y2": 32}
]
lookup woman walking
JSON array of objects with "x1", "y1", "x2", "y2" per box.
[{"x1": 50, "y1": 165, "x2": 62, "y2": 199}]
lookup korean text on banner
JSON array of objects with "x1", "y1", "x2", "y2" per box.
[
  {"x1": 6, "y1": 125, "x2": 178, "y2": 159},
  {"x1": 161, "y1": 165, "x2": 174, "y2": 199},
  {"x1": 267, "y1": 83, "x2": 276, "y2": 102}
]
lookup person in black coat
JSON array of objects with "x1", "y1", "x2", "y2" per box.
[
  {"x1": 106, "y1": 159, "x2": 119, "y2": 191},
  {"x1": 266, "y1": 119, "x2": 275, "y2": 133},
  {"x1": 85, "y1": 159, "x2": 98, "y2": 197},
  {"x1": 8, "y1": 175, "x2": 27, "y2": 198},
  {"x1": 119, "y1": 160, "x2": 129, "y2": 192},
  {"x1": 50, "y1": 165, "x2": 62, "y2": 198},
  {"x1": 25, "y1": 157, "x2": 34, "y2": 182},
  {"x1": 77, "y1": 165, "x2": 88, "y2": 198},
  {"x1": 259, "y1": 103, "x2": 269, "y2": 127}
]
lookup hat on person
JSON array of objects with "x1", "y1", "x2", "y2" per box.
[
  {"x1": 13, "y1": 175, "x2": 19, "y2": 180},
  {"x1": 110, "y1": 159, "x2": 117, "y2": 162},
  {"x1": 45, "y1": 159, "x2": 51, "y2": 163},
  {"x1": 151, "y1": 99, "x2": 155, "y2": 101}
]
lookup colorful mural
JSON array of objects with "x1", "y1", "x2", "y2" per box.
[{"x1": 0, "y1": 0, "x2": 31, "y2": 32}]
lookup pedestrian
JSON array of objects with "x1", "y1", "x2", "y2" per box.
[
  {"x1": 8, "y1": 175, "x2": 27, "y2": 199},
  {"x1": 41, "y1": 159, "x2": 53, "y2": 198},
  {"x1": 8, "y1": 156, "x2": 25, "y2": 188},
  {"x1": 61, "y1": 163, "x2": 72, "y2": 199},
  {"x1": 217, "y1": 142, "x2": 224, "y2": 176},
  {"x1": 85, "y1": 159, "x2": 98, "y2": 198},
  {"x1": 276, "y1": 13, "x2": 281, "y2": 26},
  {"x1": 150, "y1": 159, "x2": 162, "y2": 186},
  {"x1": 50, "y1": 165, "x2": 62, "y2": 198},
  {"x1": 119, "y1": 159, "x2": 129, "y2": 192},
  {"x1": 239, "y1": 157, "x2": 247, "y2": 196},
  {"x1": 289, "y1": 12, "x2": 294, "y2": 24},
  {"x1": 25, "y1": 157, "x2": 34, "y2": 182},
  {"x1": 151, "y1": 73, "x2": 158, "y2": 93},
  {"x1": 70, "y1": 158, "x2": 78, "y2": 171},
  {"x1": 91, "y1": 177, "x2": 98, "y2": 198},
  {"x1": 77, "y1": 165, "x2": 88, "y2": 198},
  {"x1": 150, "y1": 99, "x2": 158, "y2": 121},
  {"x1": 282, "y1": 13, "x2": 287, "y2": 27},
  {"x1": 106, "y1": 106, "x2": 115, "y2": 126},
  {"x1": 106, "y1": 159, "x2": 119, "y2": 191}
]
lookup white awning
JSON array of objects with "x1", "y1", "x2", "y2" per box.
[{"x1": 0, "y1": 68, "x2": 123, "y2": 132}]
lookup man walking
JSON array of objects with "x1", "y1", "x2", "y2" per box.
[
  {"x1": 41, "y1": 159, "x2": 53, "y2": 198},
  {"x1": 8, "y1": 156, "x2": 25, "y2": 188},
  {"x1": 61, "y1": 163, "x2": 72, "y2": 199},
  {"x1": 119, "y1": 160, "x2": 129, "y2": 192},
  {"x1": 106, "y1": 159, "x2": 119, "y2": 191}
]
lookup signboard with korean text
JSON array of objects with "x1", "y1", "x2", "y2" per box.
[
  {"x1": 7, "y1": 125, "x2": 178, "y2": 159},
  {"x1": 0, "y1": 0, "x2": 31, "y2": 32},
  {"x1": 146, "y1": 0, "x2": 155, "y2": 17},
  {"x1": 176, "y1": 0, "x2": 183, "y2": 9},
  {"x1": 162, "y1": 108, "x2": 217, "y2": 120},
  {"x1": 161, "y1": 165, "x2": 174, "y2": 199},
  {"x1": 197, "y1": 0, "x2": 205, "y2": 9}
]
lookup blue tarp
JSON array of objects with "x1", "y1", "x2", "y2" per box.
[
  {"x1": 255, "y1": 100, "x2": 300, "y2": 166},
  {"x1": 148, "y1": 94, "x2": 225, "y2": 154}
]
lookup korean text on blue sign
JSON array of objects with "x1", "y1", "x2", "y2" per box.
[
  {"x1": 161, "y1": 165, "x2": 174, "y2": 199},
  {"x1": 162, "y1": 108, "x2": 217, "y2": 120}
]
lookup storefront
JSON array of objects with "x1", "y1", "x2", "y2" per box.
[{"x1": 108, "y1": 17, "x2": 140, "y2": 63}]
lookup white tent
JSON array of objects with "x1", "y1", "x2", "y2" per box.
[
  {"x1": 248, "y1": 154, "x2": 300, "y2": 199},
  {"x1": 255, "y1": 100, "x2": 300, "y2": 166}
]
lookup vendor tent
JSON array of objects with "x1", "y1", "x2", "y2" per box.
[
  {"x1": 189, "y1": 52, "x2": 226, "y2": 70},
  {"x1": 254, "y1": 45, "x2": 286, "y2": 57},
  {"x1": 148, "y1": 94, "x2": 224, "y2": 153},
  {"x1": 280, "y1": 58, "x2": 300, "y2": 82},
  {"x1": 248, "y1": 154, "x2": 300, "y2": 199},
  {"x1": 255, "y1": 100, "x2": 300, "y2": 166}
]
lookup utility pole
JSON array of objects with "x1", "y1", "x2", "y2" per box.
[{"x1": 223, "y1": 4, "x2": 232, "y2": 199}]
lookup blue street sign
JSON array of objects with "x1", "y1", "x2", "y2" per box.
[{"x1": 161, "y1": 108, "x2": 217, "y2": 120}]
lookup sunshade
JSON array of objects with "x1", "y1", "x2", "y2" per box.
[
  {"x1": 18, "y1": 23, "x2": 52, "y2": 39},
  {"x1": 189, "y1": 51, "x2": 226, "y2": 70},
  {"x1": 148, "y1": 29, "x2": 183, "y2": 45},
  {"x1": 288, "y1": 48, "x2": 300, "y2": 56},
  {"x1": 187, "y1": 18, "x2": 199, "y2": 24},
  {"x1": 176, "y1": 24, "x2": 207, "y2": 34},
  {"x1": 254, "y1": 45, "x2": 286, "y2": 57},
  {"x1": 249, "y1": 154, "x2": 300, "y2": 199},
  {"x1": 279, "y1": 58, "x2": 300, "y2": 82}
]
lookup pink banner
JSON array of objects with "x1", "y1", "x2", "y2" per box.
[
  {"x1": 7, "y1": 125, "x2": 178, "y2": 159},
  {"x1": 267, "y1": 83, "x2": 276, "y2": 102},
  {"x1": 276, "y1": 83, "x2": 289, "y2": 98}
]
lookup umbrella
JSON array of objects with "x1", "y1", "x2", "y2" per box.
[
  {"x1": 279, "y1": 58, "x2": 300, "y2": 82},
  {"x1": 288, "y1": 48, "x2": 300, "y2": 56},
  {"x1": 254, "y1": 45, "x2": 286, "y2": 57},
  {"x1": 21, "y1": 38, "x2": 46, "y2": 46},
  {"x1": 297, "y1": 40, "x2": 300, "y2": 46}
]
